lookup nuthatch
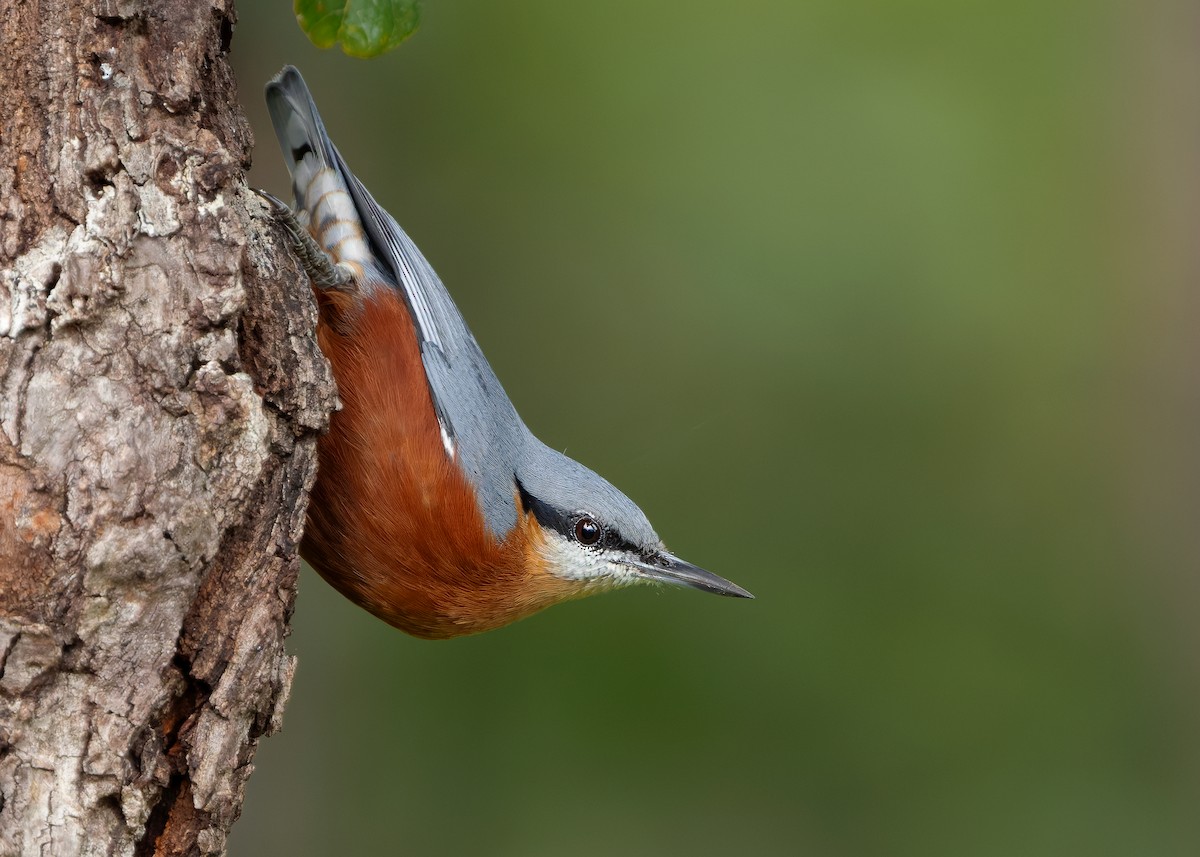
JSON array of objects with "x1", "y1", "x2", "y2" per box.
[{"x1": 264, "y1": 66, "x2": 752, "y2": 639}]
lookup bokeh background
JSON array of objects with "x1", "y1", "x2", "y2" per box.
[{"x1": 229, "y1": 2, "x2": 1200, "y2": 855}]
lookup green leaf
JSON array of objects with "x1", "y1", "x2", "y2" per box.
[{"x1": 294, "y1": 0, "x2": 419, "y2": 58}]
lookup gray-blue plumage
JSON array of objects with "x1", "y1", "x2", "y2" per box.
[{"x1": 265, "y1": 66, "x2": 661, "y2": 550}]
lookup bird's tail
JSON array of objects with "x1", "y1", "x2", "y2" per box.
[{"x1": 265, "y1": 66, "x2": 373, "y2": 280}]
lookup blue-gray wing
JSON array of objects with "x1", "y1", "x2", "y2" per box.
[{"x1": 266, "y1": 66, "x2": 525, "y2": 538}]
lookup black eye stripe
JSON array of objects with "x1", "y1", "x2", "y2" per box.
[
  {"x1": 515, "y1": 479, "x2": 634, "y2": 551},
  {"x1": 516, "y1": 479, "x2": 595, "y2": 542}
]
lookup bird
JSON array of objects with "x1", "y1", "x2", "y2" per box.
[{"x1": 263, "y1": 66, "x2": 752, "y2": 639}]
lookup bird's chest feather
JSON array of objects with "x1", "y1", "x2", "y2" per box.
[{"x1": 300, "y1": 287, "x2": 580, "y2": 638}]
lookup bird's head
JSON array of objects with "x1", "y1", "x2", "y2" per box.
[{"x1": 515, "y1": 441, "x2": 752, "y2": 600}]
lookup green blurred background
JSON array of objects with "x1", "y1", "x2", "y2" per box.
[{"x1": 229, "y1": 2, "x2": 1200, "y2": 855}]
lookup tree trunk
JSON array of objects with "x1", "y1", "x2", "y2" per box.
[{"x1": 0, "y1": 0, "x2": 336, "y2": 854}]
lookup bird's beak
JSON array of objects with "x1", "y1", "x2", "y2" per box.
[{"x1": 627, "y1": 552, "x2": 754, "y2": 599}]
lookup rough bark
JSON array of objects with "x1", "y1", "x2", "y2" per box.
[{"x1": 0, "y1": 0, "x2": 336, "y2": 854}]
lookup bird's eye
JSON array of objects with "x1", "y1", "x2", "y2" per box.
[{"x1": 574, "y1": 516, "x2": 603, "y2": 546}]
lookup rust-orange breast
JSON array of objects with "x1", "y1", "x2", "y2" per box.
[{"x1": 301, "y1": 287, "x2": 581, "y2": 638}]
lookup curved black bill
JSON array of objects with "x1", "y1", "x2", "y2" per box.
[{"x1": 628, "y1": 552, "x2": 754, "y2": 599}]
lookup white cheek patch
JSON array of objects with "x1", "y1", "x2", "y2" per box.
[
  {"x1": 539, "y1": 535, "x2": 639, "y2": 587},
  {"x1": 600, "y1": 561, "x2": 644, "y2": 588}
]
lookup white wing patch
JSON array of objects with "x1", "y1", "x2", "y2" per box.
[{"x1": 439, "y1": 420, "x2": 456, "y2": 459}]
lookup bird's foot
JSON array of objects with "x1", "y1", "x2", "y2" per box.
[{"x1": 255, "y1": 188, "x2": 355, "y2": 291}]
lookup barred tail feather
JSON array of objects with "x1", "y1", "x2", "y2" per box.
[{"x1": 265, "y1": 66, "x2": 373, "y2": 280}]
